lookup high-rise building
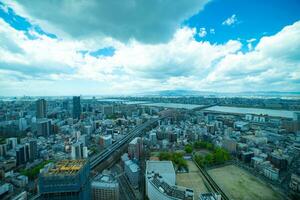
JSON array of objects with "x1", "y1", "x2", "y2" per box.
[
  {"x1": 91, "y1": 173, "x2": 119, "y2": 200},
  {"x1": 128, "y1": 137, "x2": 143, "y2": 160},
  {"x1": 73, "y1": 96, "x2": 81, "y2": 119},
  {"x1": 36, "y1": 119, "x2": 52, "y2": 137},
  {"x1": 28, "y1": 139, "x2": 38, "y2": 162},
  {"x1": 25, "y1": 143, "x2": 30, "y2": 163},
  {"x1": 71, "y1": 142, "x2": 84, "y2": 159},
  {"x1": 36, "y1": 99, "x2": 47, "y2": 119},
  {"x1": 124, "y1": 160, "x2": 140, "y2": 188},
  {"x1": 0, "y1": 144, "x2": 7, "y2": 157},
  {"x1": 149, "y1": 132, "x2": 157, "y2": 145},
  {"x1": 38, "y1": 159, "x2": 90, "y2": 200},
  {"x1": 6, "y1": 138, "x2": 18, "y2": 150},
  {"x1": 16, "y1": 145, "x2": 26, "y2": 166}
]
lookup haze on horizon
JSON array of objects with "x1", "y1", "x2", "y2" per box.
[{"x1": 0, "y1": 0, "x2": 300, "y2": 96}]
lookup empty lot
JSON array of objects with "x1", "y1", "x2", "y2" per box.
[
  {"x1": 176, "y1": 161, "x2": 208, "y2": 198},
  {"x1": 208, "y1": 165, "x2": 283, "y2": 200}
]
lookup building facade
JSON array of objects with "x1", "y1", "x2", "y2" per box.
[{"x1": 38, "y1": 159, "x2": 90, "y2": 200}]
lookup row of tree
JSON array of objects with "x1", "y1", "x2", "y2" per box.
[
  {"x1": 184, "y1": 140, "x2": 231, "y2": 167},
  {"x1": 20, "y1": 160, "x2": 52, "y2": 180},
  {"x1": 159, "y1": 151, "x2": 188, "y2": 170},
  {"x1": 194, "y1": 147, "x2": 230, "y2": 166}
]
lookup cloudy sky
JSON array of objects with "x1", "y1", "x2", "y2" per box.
[{"x1": 0, "y1": 0, "x2": 299, "y2": 96}]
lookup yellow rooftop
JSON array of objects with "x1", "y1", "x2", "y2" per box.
[{"x1": 47, "y1": 159, "x2": 86, "y2": 175}]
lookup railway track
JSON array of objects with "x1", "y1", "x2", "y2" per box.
[{"x1": 193, "y1": 158, "x2": 230, "y2": 200}]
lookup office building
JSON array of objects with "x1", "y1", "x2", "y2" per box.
[
  {"x1": 83, "y1": 147, "x2": 88, "y2": 158},
  {"x1": 149, "y1": 132, "x2": 157, "y2": 145},
  {"x1": 91, "y1": 173, "x2": 119, "y2": 200},
  {"x1": 16, "y1": 145, "x2": 26, "y2": 166},
  {"x1": 38, "y1": 159, "x2": 90, "y2": 200},
  {"x1": 0, "y1": 144, "x2": 7, "y2": 157},
  {"x1": 6, "y1": 138, "x2": 18, "y2": 150},
  {"x1": 37, "y1": 119, "x2": 52, "y2": 137},
  {"x1": 28, "y1": 139, "x2": 38, "y2": 161},
  {"x1": 124, "y1": 160, "x2": 140, "y2": 188},
  {"x1": 36, "y1": 99, "x2": 47, "y2": 119},
  {"x1": 128, "y1": 137, "x2": 143, "y2": 160},
  {"x1": 73, "y1": 96, "x2": 81, "y2": 119},
  {"x1": 99, "y1": 135, "x2": 112, "y2": 149},
  {"x1": 71, "y1": 142, "x2": 84, "y2": 159}
]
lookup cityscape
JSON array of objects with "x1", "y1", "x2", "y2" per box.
[{"x1": 0, "y1": 1, "x2": 300, "y2": 200}]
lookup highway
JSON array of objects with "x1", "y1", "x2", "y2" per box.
[{"x1": 90, "y1": 116, "x2": 162, "y2": 169}]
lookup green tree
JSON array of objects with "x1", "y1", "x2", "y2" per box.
[
  {"x1": 184, "y1": 144, "x2": 193, "y2": 154},
  {"x1": 205, "y1": 154, "x2": 213, "y2": 165}
]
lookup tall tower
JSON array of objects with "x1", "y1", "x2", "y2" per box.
[
  {"x1": 73, "y1": 96, "x2": 81, "y2": 119},
  {"x1": 36, "y1": 99, "x2": 47, "y2": 119}
]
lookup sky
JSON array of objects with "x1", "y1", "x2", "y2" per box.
[{"x1": 0, "y1": 0, "x2": 299, "y2": 96}]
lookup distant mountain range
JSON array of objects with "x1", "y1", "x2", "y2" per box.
[{"x1": 136, "y1": 90, "x2": 300, "y2": 97}]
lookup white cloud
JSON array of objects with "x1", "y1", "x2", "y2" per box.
[
  {"x1": 0, "y1": 7, "x2": 299, "y2": 95},
  {"x1": 222, "y1": 14, "x2": 238, "y2": 26},
  {"x1": 199, "y1": 28, "x2": 207, "y2": 37},
  {"x1": 210, "y1": 28, "x2": 215, "y2": 34},
  {"x1": 206, "y1": 21, "x2": 300, "y2": 92}
]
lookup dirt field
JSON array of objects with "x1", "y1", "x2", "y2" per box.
[
  {"x1": 176, "y1": 161, "x2": 208, "y2": 198},
  {"x1": 208, "y1": 165, "x2": 283, "y2": 200}
]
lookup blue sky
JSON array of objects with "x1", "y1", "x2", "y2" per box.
[
  {"x1": 186, "y1": 0, "x2": 300, "y2": 44},
  {"x1": 0, "y1": 0, "x2": 299, "y2": 96}
]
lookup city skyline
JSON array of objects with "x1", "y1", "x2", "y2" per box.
[{"x1": 0, "y1": 0, "x2": 300, "y2": 96}]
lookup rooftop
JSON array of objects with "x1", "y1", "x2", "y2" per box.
[
  {"x1": 42, "y1": 159, "x2": 86, "y2": 176},
  {"x1": 129, "y1": 137, "x2": 141, "y2": 145},
  {"x1": 148, "y1": 172, "x2": 193, "y2": 200},
  {"x1": 199, "y1": 193, "x2": 218, "y2": 200},
  {"x1": 125, "y1": 160, "x2": 140, "y2": 172},
  {"x1": 146, "y1": 160, "x2": 175, "y2": 176},
  {"x1": 92, "y1": 174, "x2": 119, "y2": 189}
]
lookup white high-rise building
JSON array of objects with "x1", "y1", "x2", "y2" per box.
[
  {"x1": 83, "y1": 146, "x2": 88, "y2": 158},
  {"x1": 71, "y1": 142, "x2": 84, "y2": 159}
]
